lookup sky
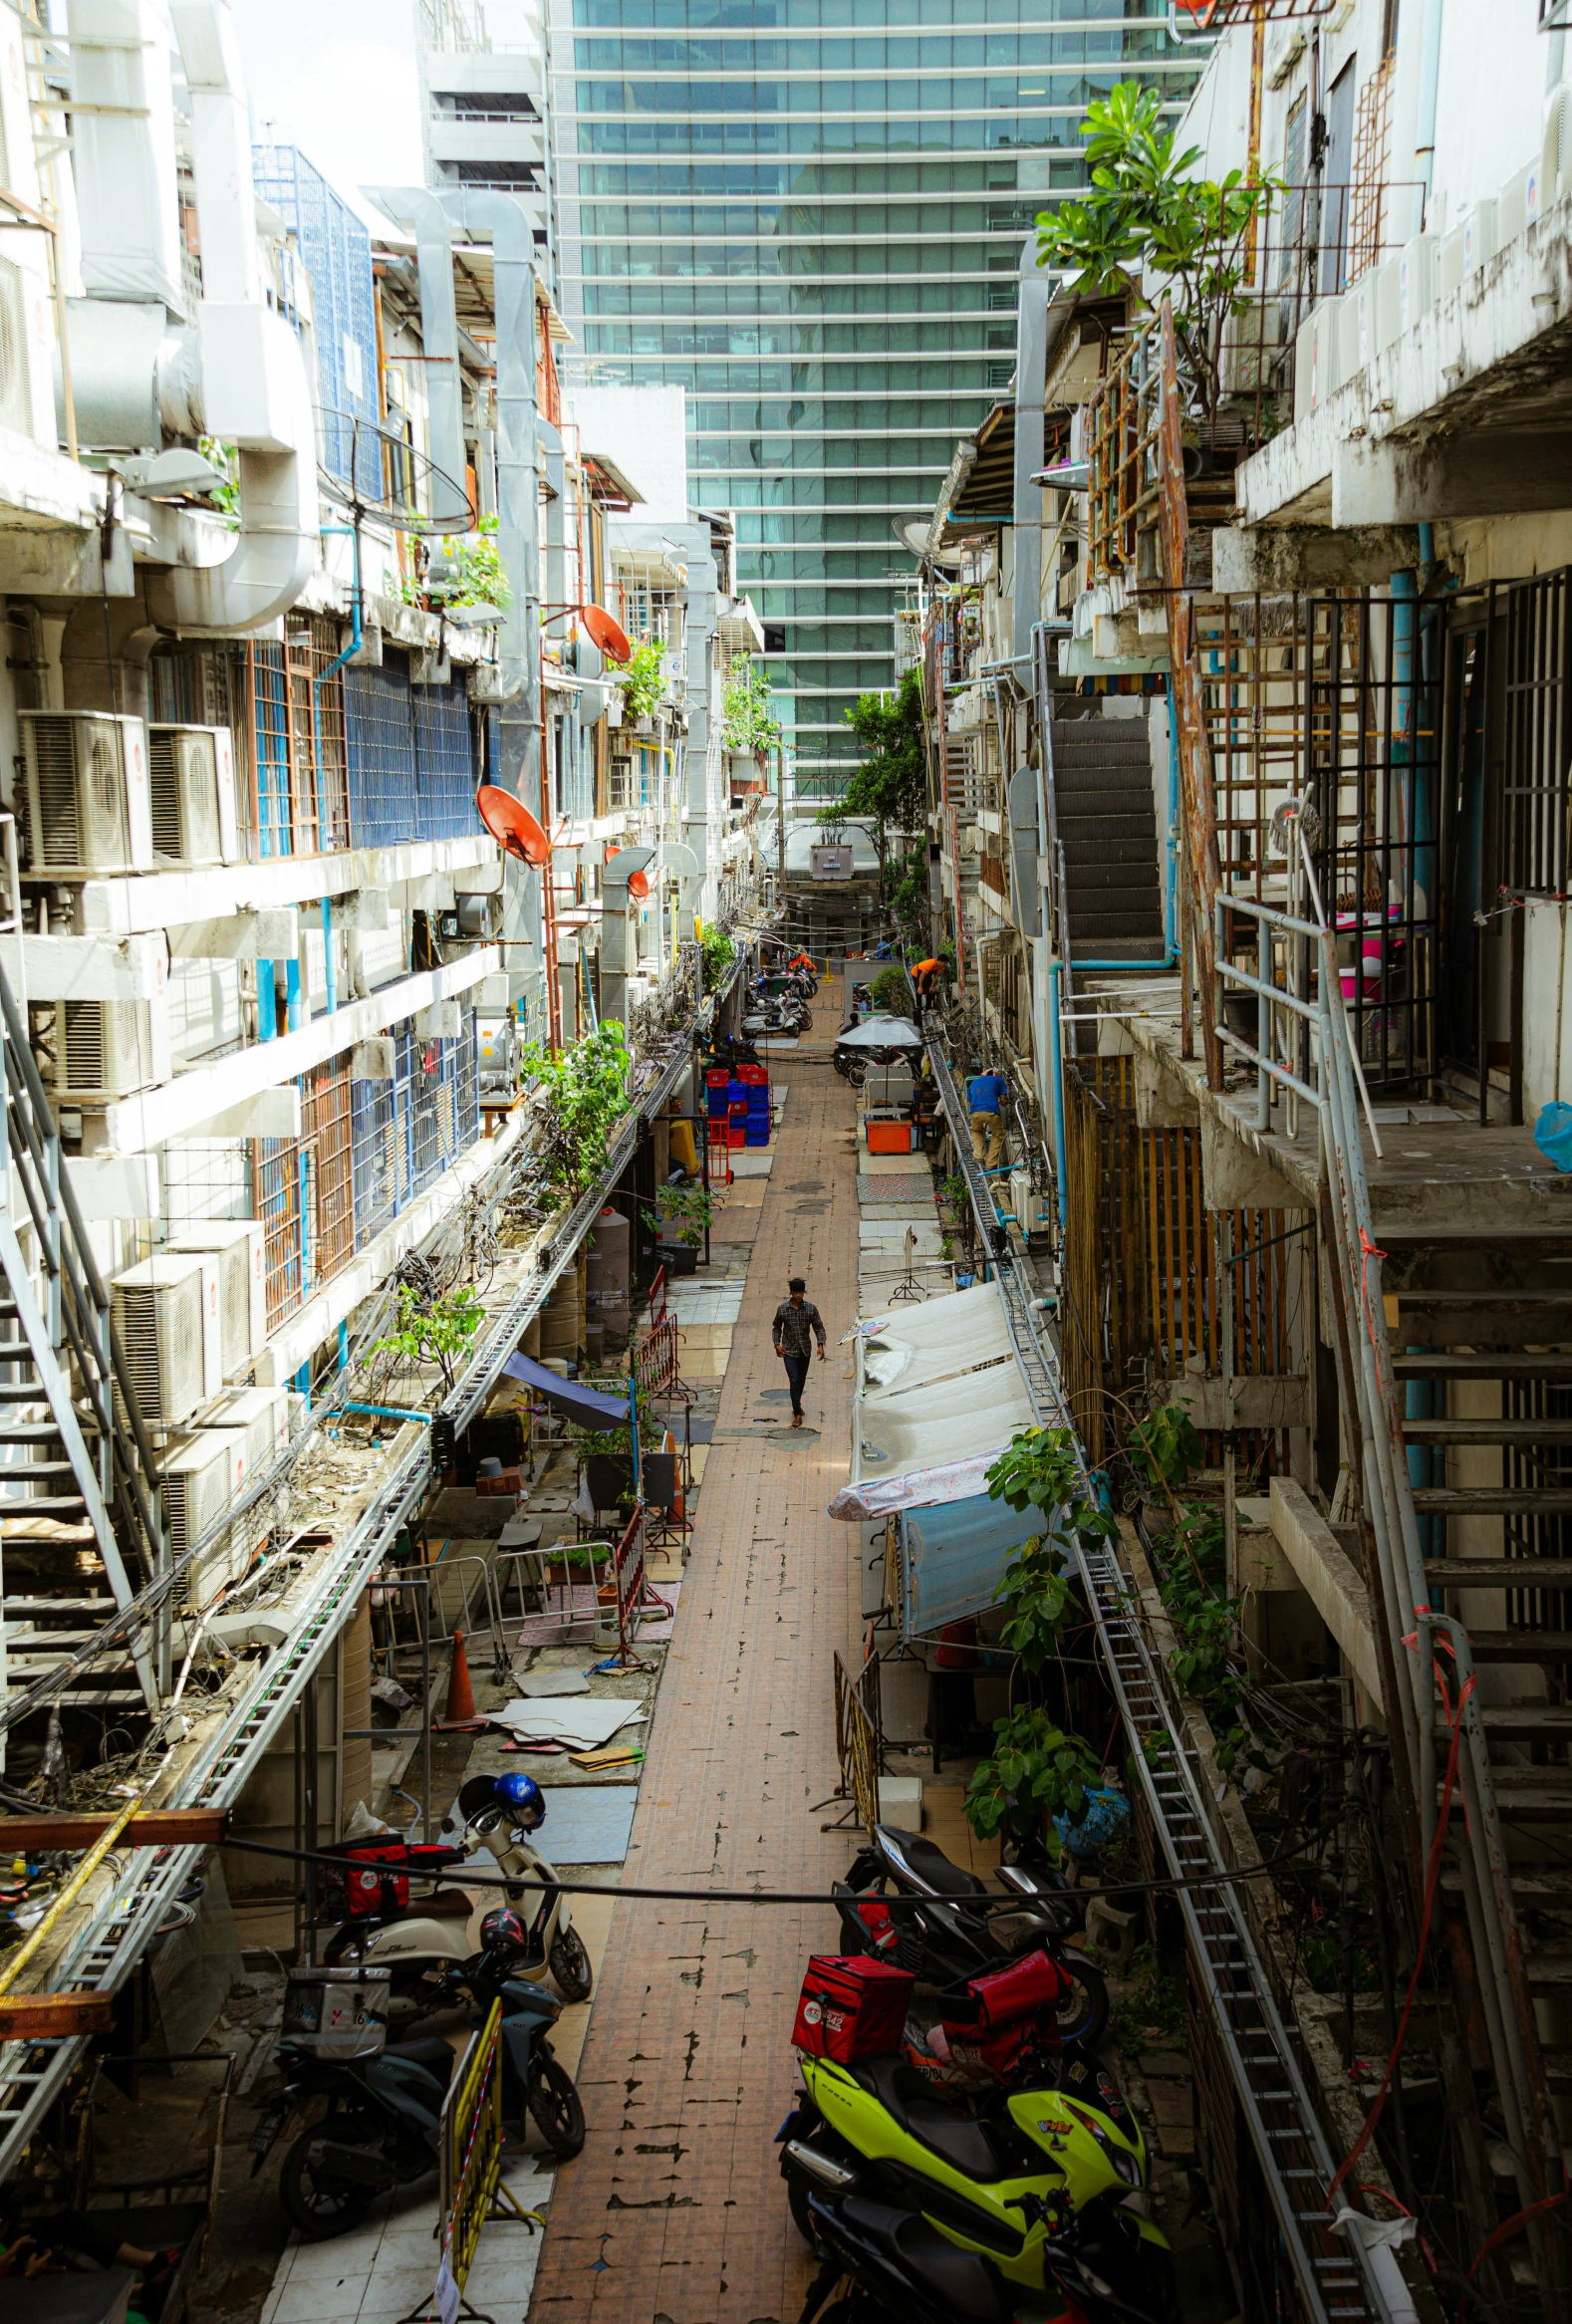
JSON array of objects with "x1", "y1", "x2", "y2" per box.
[{"x1": 231, "y1": 0, "x2": 422, "y2": 230}]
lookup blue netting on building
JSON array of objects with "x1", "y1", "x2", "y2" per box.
[
  {"x1": 350, "y1": 1014, "x2": 480, "y2": 1249},
  {"x1": 252, "y1": 143, "x2": 381, "y2": 499},
  {"x1": 344, "y1": 650, "x2": 478, "y2": 846}
]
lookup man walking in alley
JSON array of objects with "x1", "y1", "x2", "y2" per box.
[
  {"x1": 772, "y1": 1275, "x2": 827, "y2": 1426},
  {"x1": 968, "y1": 1061, "x2": 1009, "y2": 1169}
]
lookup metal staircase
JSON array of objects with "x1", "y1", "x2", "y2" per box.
[{"x1": 0, "y1": 955, "x2": 166, "y2": 1723}]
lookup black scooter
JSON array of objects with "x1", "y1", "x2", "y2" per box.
[
  {"x1": 253, "y1": 1927, "x2": 584, "y2": 2238},
  {"x1": 834, "y1": 1823, "x2": 1108, "y2": 2047}
]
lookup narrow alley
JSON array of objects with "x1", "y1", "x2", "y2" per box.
[{"x1": 530, "y1": 990, "x2": 861, "y2": 2324}]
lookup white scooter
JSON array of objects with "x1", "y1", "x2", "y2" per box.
[{"x1": 324, "y1": 1774, "x2": 592, "y2": 2021}]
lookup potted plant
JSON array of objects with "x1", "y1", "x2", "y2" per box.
[
  {"x1": 574, "y1": 1423, "x2": 635, "y2": 1515},
  {"x1": 644, "y1": 1182, "x2": 712, "y2": 1274}
]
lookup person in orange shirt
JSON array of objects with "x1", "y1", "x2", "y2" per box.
[{"x1": 912, "y1": 956, "x2": 946, "y2": 1007}]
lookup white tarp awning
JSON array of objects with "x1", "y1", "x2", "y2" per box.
[{"x1": 847, "y1": 1279, "x2": 1035, "y2": 1497}]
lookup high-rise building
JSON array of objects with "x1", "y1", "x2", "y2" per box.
[
  {"x1": 547, "y1": 2, "x2": 1206, "y2": 800},
  {"x1": 418, "y1": 0, "x2": 555, "y2": 282}
]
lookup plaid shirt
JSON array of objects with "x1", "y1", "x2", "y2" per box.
[{"x1": 773, "y1": 1299, "x2": 826, "y2": 1359}]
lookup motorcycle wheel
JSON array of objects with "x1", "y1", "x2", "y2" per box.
[
  {"x1": 1056, "y1": 1949, "x2": 1111, "y2": 2047},
  {"x1": 527, "y1": 2044, "x2": 586, "y2": 2159},
  {"x1": 278, "y1": 2120, "x2": 377, "y2": 2240},
  {"x1": 550, "y1": 1924, "x2": 594, "y2": 2004},
  {"x1": 787, "y1": 2172, "x2": 828, "y2": 2253}
]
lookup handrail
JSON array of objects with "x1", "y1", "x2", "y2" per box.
[{"x1": 1213, "y1": 855, "x2": 1564, "y2": 2281}]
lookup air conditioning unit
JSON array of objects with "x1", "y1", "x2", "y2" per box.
[
  {"x1": 204, "y1": 1384, "x2": 289, "y2": 1479},
  {"x1": 112, "y1": 1252, "x2": 222, "y2": 1432},
  {"x1": 163, "y1": 1221, "x2": 266, "y2": 1377},
  {"x1": 164, "y1": 1429, "x2": 247, "y2": 1606},
  {"x1": 146, "y1": 724, "x2": 240, "y2": 867},
  {"x1": 52, "y1": 999, "x2": 172, "y2": 1098},
  {"x1": 19, "y1": 711, "x2": 153, "y2": 874}
]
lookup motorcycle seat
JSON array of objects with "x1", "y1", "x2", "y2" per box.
[
  {"x1": 839, "y1": 2195, "x2": 1011, "y2": 2323},
  {"x1": 850, "y1": 2054, "x2": 1019, "y2": 2184},
  {"x1": 879, "y1": 1830, "x2": 989, "y2": 1900},
  {"x1": 383, "y1": 2037, "x2": 458, "y2": 2087}
]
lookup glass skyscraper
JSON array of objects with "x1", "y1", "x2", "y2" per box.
[{"x1": 548, "y1": 3, "x2": 1204, "y2": 800}]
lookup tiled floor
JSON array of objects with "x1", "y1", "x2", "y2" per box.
[{"x1": 527, "y1": 983, "x2": 863, "y2": 2324}]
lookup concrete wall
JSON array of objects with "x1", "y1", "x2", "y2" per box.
[{"x1": 571, "y1": 384, "x2": 689, "y2": 522}]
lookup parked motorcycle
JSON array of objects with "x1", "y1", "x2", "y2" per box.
[
  {"x1": 778, "y1": 2045, "x2": 1170, "y2": 2322},
  {"x1": 833, "y1": 1824, "x2": 1108, "y2": 2048},
  {"x1": 321, "y1": 1774, "x2": 593, "y2": 2019},
  {"x1": 255, "y1": 1910, "x2": 586, "y2": 2238}
]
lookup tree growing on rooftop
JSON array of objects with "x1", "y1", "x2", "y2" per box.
[{"x1": 1034, "y1": 81, "x2": 1281, "y2": 427}]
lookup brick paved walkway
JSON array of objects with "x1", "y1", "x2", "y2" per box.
[{"x1": 530, "y1": 984, "x2": 862, "y2": 2324}]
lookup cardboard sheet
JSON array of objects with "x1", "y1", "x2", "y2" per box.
[{"x1": 491, "y1": 1696, "x2": 649, "y2": 1749}]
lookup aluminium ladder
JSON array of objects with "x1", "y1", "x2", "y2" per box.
[{"x1": 925, "y1": 1036, "x2": 1397, "y2": 2324}]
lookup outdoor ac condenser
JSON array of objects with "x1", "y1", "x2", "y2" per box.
[
  {"x1": 111, "y1": 1251, "x2": 223, "y2": 1432},
  {"x1": 52, "y1": 999, "x2": 172, "y2": 1098},
  {"x1": 19, "y1": 711, "x2": 153, "y2": 874},
  {"x1": 163, "y1": 1428, "x2": 244, "y2": 1563},
  {"x1": 163, "y1": 1221, "x2": 266, "y2": 1378},
  {"x1": 147, "y1": 724, "x2": 240, "y2": 867},
  {"x1": 204, "y1": 1384, "x2": 289, "y2": 1480}
]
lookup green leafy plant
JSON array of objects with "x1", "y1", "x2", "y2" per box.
[
  {"x1": 644, "y1": 1182, "x2": 713, "y2": 1248},
  {"x1": 890, "y1": 843, "x2": 928, "y2": 944},
  {"x1": 868, "y1": 963, "x2": 907, "y2": 1013},
  {"x1": 994, "y1": 1537, "x2": 1082, "y2": 1678},
  {"x1": 198, "y1": 436, "x2": 240, "y2": 523},
  {"x1": 607, "y1": 636, "x2": 667, "y2": 720},
  {"x1": 1108, "y1": 1941, "x2": 1187, "y2": 2055},
  {"x1": 821, "y1": 666, "x2": 927, "y2": 899},
  {"x1": 1035, "y1": 81, "x2": 1283, "y2": 427},
  {"x1": 371, "y1": 1283, "x2": 485, "y2": 1397},
  {"x1": 987, "y1": 1425, "x2": 1115, "y2": 1557},
  {"x1": 520, "y1": 1020, "x2": 631, "y2": 1192},
  {"x1": 964, "y1": 1706, "x2": 1102, "y2": 1853},
  {"x1": 699, "y1": 924, "x2": 736, "y2": 994},
  {"x1": 1128, "y1": 1400, "x2": 1205, "y2": 1491},
  {"x1": 400, "y1": 515, "x2": 511, "y2": 612},
  {"x1": 721, "y1": 651, "x2": 781, "y2": 766}
]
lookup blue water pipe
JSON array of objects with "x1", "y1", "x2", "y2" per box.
[
  {"x1": 338, "y1": 1319, "x2": 350, "y2": 1371},
  {"x1": 341, "y1": 1402, "x2": 433, "y2": 1425},
  {"x1": 257, "y1": 959, "x2": 276, "y2": 1040},
  {"x1": 294, "y1": 1361, "x2": 311, "y2": 1407}
]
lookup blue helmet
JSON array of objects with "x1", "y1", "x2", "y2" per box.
[{"x1": 494, "y1": 1771, "x2": 546, "y2": 1830}]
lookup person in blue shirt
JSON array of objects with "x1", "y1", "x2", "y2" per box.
[{"x1": 967, "y1": 1065, "x2": 1009, "y2": 1168}]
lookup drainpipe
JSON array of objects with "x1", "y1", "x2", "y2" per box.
[
  {"x1": 1048, "y1": 955, "x2": 1069, "y2": 1237},
  {"x1": 139, "y1": 4, "x2": 320, "y2": 634},
  {"x1": 600, "y1": 846, "x2": 655, "y2": 1028},
  {"x1": 1011, "y1": 242, "x2": 1050, "y2": 669},
  {"x1": 1411, "y1": 0, "x2": 1445, "y2": 236},
  {"x1": 437, "y1": 189, "x2": 545, "y2": 1034},
  {"x1": 539, "y1": 416, "x2": 567, "y2": 618},
  {"x1": 321, "y1": 899, "x2": 337, "y2": 1014},
  {"x1": 361, "y1": 187, "x2": 471, "y2": 532}
]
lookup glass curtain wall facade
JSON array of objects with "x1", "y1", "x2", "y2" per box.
[{"x1": 548, "y1": 2, "x2": 1204, "y2": 800}]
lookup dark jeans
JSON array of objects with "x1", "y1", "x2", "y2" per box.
[{"x1": 782, "y1": 1353, "x2": 810, "y2": 1416}]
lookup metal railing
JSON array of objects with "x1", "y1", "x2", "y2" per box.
[{"x1": 1214, "y1": 851, "x2": 1564, "y2": 2287}]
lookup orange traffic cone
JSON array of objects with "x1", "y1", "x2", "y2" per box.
[{"x1": 438, "y1": 1629, "x2": 479, "y2": 1728}]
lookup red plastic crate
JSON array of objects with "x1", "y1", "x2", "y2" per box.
[
  {"x1": 726, "y1": 1122, "x2": 748, "y2": 1147},
  {"x1": 736, "y1": 1063, "x2": 769, "y2": 1085},
  {"x1": 705, "y1": 1068, "x2": 731, "y2": 1089},
  {"x1": 793, "y1": 1955, "x2": 914, "y2": 2063}
]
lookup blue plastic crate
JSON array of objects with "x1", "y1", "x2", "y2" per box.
[{"x1": 745, "y1": 1124, "x2": 770, "y2": 1145}]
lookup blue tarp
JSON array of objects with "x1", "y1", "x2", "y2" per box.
[
  {"x1": 502, "y1": 1354, "x2": 631, "y2": 1431},
  {"x1": 900, "y1": 1493, "x2": 1052, "y2": 1635}
]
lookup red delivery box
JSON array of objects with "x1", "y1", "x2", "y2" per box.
[{"x1": 792, "y1": 1954, "x2": 914, "y2": 2063}]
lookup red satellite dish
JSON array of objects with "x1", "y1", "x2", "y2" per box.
[
  {"x1": 628, "y1": 869, "x2": 652, "y2": 900},
  {"x1": 580, "y1": 604, "x2": 633, "y2": 663},
  {"x1": 476, "y1": 784, "x2": 551, "y2": 867}
]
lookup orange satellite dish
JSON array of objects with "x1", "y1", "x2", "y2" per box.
[
  {"x1": 476, "y1": 784, "x2": 551, "y2": 867},
  {"x1": 580, "y1": 604, "x2": 633, "y2": 663},
  {"x1": 628, "y1": 869, "x2": 652, "y2": 899}
]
